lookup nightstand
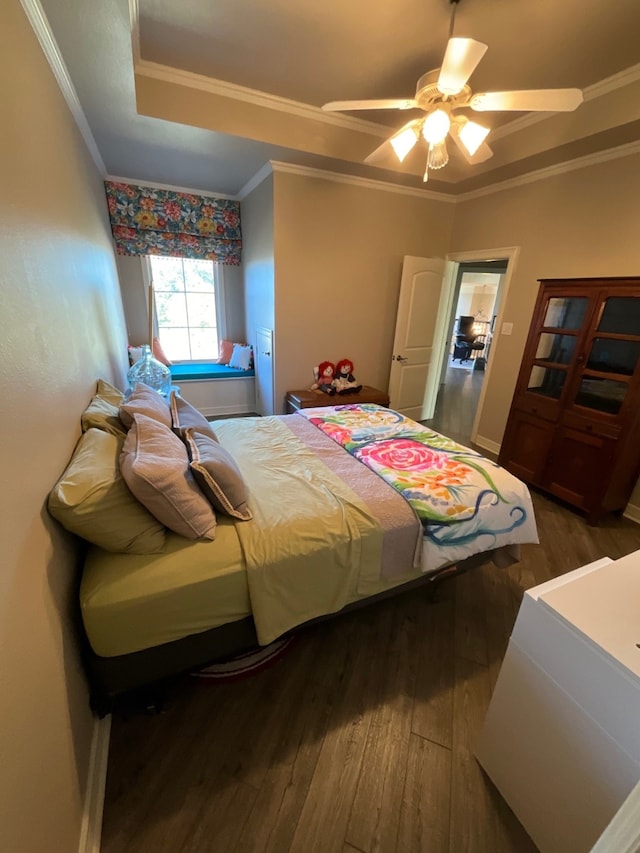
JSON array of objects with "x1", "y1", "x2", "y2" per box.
[{"x1": 285, "y1": 385, "x2": 390, "y2": 413}]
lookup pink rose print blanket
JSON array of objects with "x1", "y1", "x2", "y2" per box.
[{"x1": 297, "y1": 404, "x2": 538, "y2": 574}]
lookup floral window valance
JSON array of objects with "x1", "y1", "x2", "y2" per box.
[{"x1": 104, "y1": 181, "x2": 241, "y2": 265}]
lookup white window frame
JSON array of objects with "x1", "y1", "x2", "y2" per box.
[{"x1": 142, "y1": 256, "x2": 227, "y2": 363}]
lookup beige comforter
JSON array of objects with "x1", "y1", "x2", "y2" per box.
[{"x1": 215, "y1": 417, "x2": 388, "y2": 644}]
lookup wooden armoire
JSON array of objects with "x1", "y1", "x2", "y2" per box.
[{"x1": 498, "y1": 277, "x2": 640, "y2": 524}]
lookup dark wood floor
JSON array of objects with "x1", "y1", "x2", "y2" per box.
[{"x1": 101, "y1": 369, "x2": 640, "y2": 852}]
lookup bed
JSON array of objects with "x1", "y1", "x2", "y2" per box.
[{"x1": 68, "y1": 393, "x2": 538, "y2": 716}]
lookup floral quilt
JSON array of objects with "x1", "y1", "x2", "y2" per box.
[{"x1": 297, "y1": 404, "x2": 538, "y2": 573}]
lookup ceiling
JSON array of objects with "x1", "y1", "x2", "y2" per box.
[{"x1": 38, "y1": 0, "x2": 640, "y2": 198}]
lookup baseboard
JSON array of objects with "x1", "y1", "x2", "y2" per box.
[
  {"x1": 472, "y1": 434, "x2": 501, "y2": 457},
  {"x1": 623, "y1": 502, "x2": 640, "y2": 525},
  {"x1": 78, "y1": 715, "x2": 111, "y2": 853}
]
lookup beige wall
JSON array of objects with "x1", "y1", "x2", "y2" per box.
[
  {"x1": 451, "y1": 152, "x2": 640, "y2": 508},
  {"x1": 0, "y1": 3, "x2": 128, "y2": 851},
  {"x1": 242, "y1": 173, "x2": 275, "y2": 413},
  {"x1": 272, "y1": 171, "x2": 456, "y2": 412}
]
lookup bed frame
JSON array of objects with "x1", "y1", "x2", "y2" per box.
[{"x1": 80, "y1": 549, "x2": 511, "y2": 716}]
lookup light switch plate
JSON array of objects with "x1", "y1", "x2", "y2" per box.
[{"x1": 502, "y1": 322, "x2": 513, "y2": 335}]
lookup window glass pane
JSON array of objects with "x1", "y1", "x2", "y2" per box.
[
  {"x1": 527, "y1": 366, "x2": 566, "y2": 399},
  {"x1": 535, "y1": 333, "x2": 576, "y2": 365},
  {"x1": 598, "y1": 297, "x2": 640, "y2": 335},
  {"x1": 543, "y1": 297, "x2": 588, "y2": 330},
  {"x1": 190, "y1": 329, "x2": 218, "y2": 360},
  {"x1": 151, "y1": 257, "x2": 184, "y2": 292},
  {"x1": 160, "y1": 328, "x2": 191, "y2": 361},
  {"x1": 184, "y1": 259, "x2": 215, "y2": 293},
  {"x1": 156, "y1": 292, "x2": 188, "y2": 327},
  {"x1": 149, "y1": 256, "x2": 219, "y2": 362},
  {"x1": 586, "y1": 338, "x2": 640, "y2": 376},
  {"x1": 186, "y1": 293, "x2": 217, "y2": 328},
  {"x1": 574, "y1": 377, "x2": 628, "y2": 415}
]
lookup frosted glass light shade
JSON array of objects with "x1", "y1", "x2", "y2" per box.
[
  {"x1": 427, "y1": 141, "x2": 449, "y2": 170},
  {"x1": 390, "y1": 125, "x2": 419, "y2": 162},
  {"x1": 459, "y1": 119, "x2": 490, "y2": 156},
  {"x1": 422, "y1": 109, "x2": 451, "y2": 144}
]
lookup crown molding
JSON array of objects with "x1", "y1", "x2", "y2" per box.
[
  {"x1": 490, "y1": 63, "x2": 640, "y2": 142},
  {"x1": 19, "y1": 0, "x2": 106, "y2": 175},
  {"x1": 237, "y1": 163, "x2": 274, "y2": 200},
  {"x1": 134, "y1": 60, "x2": 390, "y2": 139},
  {"x1": 458, "y1": 139, "x2": 640, "y2": 202},
  {"x1": 106, "y1": 174, "x2": 237, "y2": 200},
  {"x1": 268, "y1": 161, "x2": 456, "y2": 202}
]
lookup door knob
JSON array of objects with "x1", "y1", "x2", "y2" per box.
[{"x1": 396, "y1": 355, "x2": 408, "y2": 363}]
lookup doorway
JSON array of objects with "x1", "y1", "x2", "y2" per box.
[{"x1": 423, "y1": 258, "x2": 509, "y2": 447}]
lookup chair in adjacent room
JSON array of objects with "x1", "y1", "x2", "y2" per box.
[{"x1": 452, "y1": 315, "x2": 486, "y2": 363}]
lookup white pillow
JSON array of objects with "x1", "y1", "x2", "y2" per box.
[{"x1": 229, "y1": 344, "x2": 252, "y2": 371}]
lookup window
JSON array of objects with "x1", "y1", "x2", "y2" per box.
[{"x1": 147, "y1": 256, "x2": 225, "y2": 362}]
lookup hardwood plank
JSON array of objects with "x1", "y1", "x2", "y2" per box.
[
  {"x1": 410, "y1": 581, "x2": 455, "y2": 749},
  {"x1": 454, "y1": 566, "x2": 488, "y2": 666},
  {"x1": 396, "y1": 733, "x2": 451, "y2": 853},
  {"x1": 287, "y1": 608, "x2": 392, "y2": 853},
  {"x1": 346, "y1": 604, "x2": 417, "y2": 852}
]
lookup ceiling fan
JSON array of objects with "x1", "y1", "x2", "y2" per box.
[{"x1": 321, "y1": 0, "x2": 583, "y2": 181}]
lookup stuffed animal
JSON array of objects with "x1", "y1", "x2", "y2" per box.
[
  {"x1": 334, "y1": 359, "x2": 362, "y2": 395},
  {"x1": 310, "y1": 361, "x2": 336, "y2": 395}
]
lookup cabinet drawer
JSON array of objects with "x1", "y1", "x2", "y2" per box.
[
  {"x1": 513, "y1": 394, "x2": 557, "y2": 422},
  {"x1": 561, "y1": 411, "x2": 621, "y2": 439}
]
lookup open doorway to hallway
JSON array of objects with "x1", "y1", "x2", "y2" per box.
[{"x1": 423, "y1": 259, "x2": 508, "y2": 448}]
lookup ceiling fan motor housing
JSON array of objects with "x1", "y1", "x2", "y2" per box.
[{"x1": 414, "y1": 69, "x2": 471, "y2": 111}]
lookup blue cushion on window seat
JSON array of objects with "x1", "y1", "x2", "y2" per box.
[{"x1": 170, "y1": 363, "x2": 255, "y2": 381}]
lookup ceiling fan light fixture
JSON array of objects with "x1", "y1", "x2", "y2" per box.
[
  {"x1": 427, "y1": 140, "x2": 449, "y2": 170},
  {"x1": 390, "y1": 125, "x2": 419, "y2": 162},
  {"x1": 422, "y1": 108, "x2": 450, "y2": 144},
  {"x1": 458, "y1": 118, "x2": 490, "y2": 156}
]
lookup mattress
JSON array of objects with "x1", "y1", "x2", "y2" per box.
[{"x1": 81, "y1": 415, "x2": 423, "y2": 657}]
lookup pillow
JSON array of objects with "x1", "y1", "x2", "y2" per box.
[
  {"x1": 81, "y1": 394, "x2": 127, "y2": 437},
  {"x1": 152, "y1": 336, "x2": 173, "y2": 366},
  {"x1": 228, "y1": 344, "x2": 253, "y2": 371},
  {"x1": 48, "y1": 429, "x2": 166, "y2": 553},
  {"x1": 128, "y1": 345, "x2": 144, "y2": 365},
  {"x1": 120, "y1": 414, "x2": 217, "y2": 540},
  {"x1": 184, "y1": 428, "x2": 252, "y2": 521},
  {"x1": 120, "y1": 382, "x2": 172, "y2": 430},
  {"x1": 215, "y1": 339, "x2": 234, "y2": 365},
  {"x1": 96, "y1": 379, "x2": 125, "y2": 406},
  {"x1": 170, "y1": 391, "x2": 218, "y2": 440}
]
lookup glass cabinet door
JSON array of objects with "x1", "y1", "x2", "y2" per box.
[{"x1": 569, "y1": 294, "x2": 640, "y2": 416}]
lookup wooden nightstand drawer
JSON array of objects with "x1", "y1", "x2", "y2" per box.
[{"x1": 285, "y1": 385, "x2": 390, "y2": 413}]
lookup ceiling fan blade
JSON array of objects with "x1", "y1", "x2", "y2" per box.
[
  {"x1": 322, "y1": 98, "x2": 416, "y2": 112},
  {"x1": 449, "y1": 125, "x2": 493, "y2": 164},
  {"x1": 437, "y1": 38, "x2": 488, "y2": 96},
  {"x1": 470, "y1": 88, "x2": 583, "y2": 112}
]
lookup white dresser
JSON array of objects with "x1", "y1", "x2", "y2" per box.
[{"x1": 475, "y1": 550, "x2": 640, "y2": 853}]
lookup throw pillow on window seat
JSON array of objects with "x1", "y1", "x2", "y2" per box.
[
  {"x1": 215, "y1": 339, "x2": 235, "y2": 365},
  {"x1": 228, "y1": 344, "x2": 253, "y2": 371}
]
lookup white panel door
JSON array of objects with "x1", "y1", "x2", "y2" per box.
[
  {"x1": 254, "y1": 327, "x2": 274, "y2": 415},
  {"x1": 388, "y1": 256, "x2": 446, "y2": 420}
]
